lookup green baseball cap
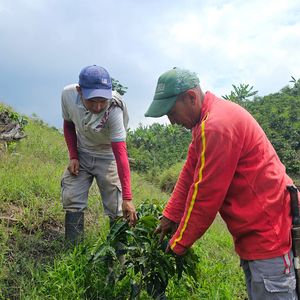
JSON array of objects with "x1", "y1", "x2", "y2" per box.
[{"x1": 144, "y1": 67, "x2": 200, "y2": 118}]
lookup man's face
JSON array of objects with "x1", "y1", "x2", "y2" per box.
[
  {"x1": 82, "y1": 96, "x2": 109, "y2": 114},
  {"x1": 76, "y1": 86, "x2": 109, "y2": 114},
  {"x1": 166, "y1": 93, "x2": 195, "y2": 129}
]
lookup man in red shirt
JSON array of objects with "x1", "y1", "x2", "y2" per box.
[{"x1": 145, "y1": 67, "x2": 298, "y2": 299}]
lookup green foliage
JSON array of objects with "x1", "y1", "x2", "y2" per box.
[
  {"x1": 0, "y1": 102, "x2": 29, "y2": 127},
  {"x1": 244, "y1": 78, "x2": 300, "y2": 176},
  {"x1": 190, "y1": 216, "x2": 247, "y2": 299},
  {"x1": 111, "y1": 77, "x2": 128, "y2": 96},
  {"x1": 126, "y1": 77, "x2": 300, "y2": 183},
  {"x1": 0, "y1": 121, "x2": 68, "y2": 219},
  {"x1": 290, "y1": 76, "x2": 297, "y2": 84},
  {"x1": 158, "y1": 161, "x2": 185, "y2": 193},
  {"x1": 222, "y1": 83, "x2": 258, "y2": 106},
  {"x1": 0, "y1": 102, "x2": 248, "y2": 299},
  {"x1": 3, "y1": 76, "x2": 300, "y2": 299},
  {"x1": 127, "y1": 123, "x2": 192, "y2": 181},
  {"x1": 282, "y1": 76, "x2": 300, "y2": 97},
  {"x1": 220, "y1": 77, "x2": 300, "y2": 178},
  {"x1": 9, "y1": 111, "x2": 29, "y2": 127},
  {"x1": 5, "y1": 141, "x2": 17, "y2": 155},
  {"x1": 87, "y1": 199, "x2": 200, "y2": 300}
]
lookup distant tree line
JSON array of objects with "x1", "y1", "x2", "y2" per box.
[
  {"x1": 245, "y1": 77, "x2": 300, "y2": 175},
  {"x1": 127, "y1": 123, "x2": 193, "y2": 177}
]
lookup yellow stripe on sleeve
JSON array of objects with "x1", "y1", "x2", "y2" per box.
[{"x1": 171, "y1": 114, "x2": 208, "y2": 250}]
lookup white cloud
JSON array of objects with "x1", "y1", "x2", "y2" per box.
[{"x1": 171, "y1": 14, "x2": 202, "y2": 42}]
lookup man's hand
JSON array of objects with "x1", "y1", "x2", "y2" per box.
[
  {"x1": 154, "y1": 216, "x2": 178, "y2": 244},
  {"x1": 67, "y1": 159, "x2": 79, "y2": 176},
  {"x1": 122, "y1": 200, "x2": 138, "y2": 227}
]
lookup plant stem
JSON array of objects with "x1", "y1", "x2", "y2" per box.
[{"x1": 137, "y1": 272, "x2": 143, "y2": 300}]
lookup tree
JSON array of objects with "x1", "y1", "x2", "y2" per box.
[
  {"x1": 111, "y1": 78, "x2": 128, "y2": 96},
  {"x1": 288, "y1": 76, "x2": 300, "y2": 98},
  {"x1": 222, "y1": 84, "x2": 258, "y2": 106},
  {"x1": 126, "y1": 123, "x2": 193, "y2": 175}
]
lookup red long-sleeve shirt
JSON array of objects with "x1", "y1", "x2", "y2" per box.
[{"x1": 165, "y1": 91, "x2": 294, "y2": 260}]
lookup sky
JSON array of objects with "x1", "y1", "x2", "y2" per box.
[{"x1": 0, "y1": 0, "x2": 300, "y2": 130}]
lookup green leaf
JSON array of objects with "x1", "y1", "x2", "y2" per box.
[
  {"x1": 175, "y1": 257, "x2": 184, "y2": 281},
  {"x1": 93, "y1": 245, "x2": 116, "y2": 261},
  {"x1": 135, "y1": 226, "x2": 153, "y2": 235},
  {"x1": 138, "y1": 256, "x2": 147, "y2": 265},
  {"x1": 160, "y1": 237, "x2": 169, "y2": 252},
  {"x1": 107, "y1": 220, "x2": 129, "y2": 243},
  {"x1": 126, "y1": 245, "x2": 139, "y2": 251},
  {"x1": 186, "y1": 265, "x2": 198, "y2": 281},
  {"x1": 90, "y1": 237, "x2": 104, "y2": 256},
  {"x1": 158, "y1": 255, "x2": 174, "y2": 274},
  {"x1": 157, "y1": 263, "x2": 166, "y2": 282},
  {"x1": 106, "y1": 269, "x2": 116, "y2": 289},
  {"x1": 125, "y1": 230, "x2": 138, "y2": 240},
  {"x1": 137, "y1": 215, "x2": 158, "y2": 229}
]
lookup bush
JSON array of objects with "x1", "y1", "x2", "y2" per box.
[
  {"x1": 158, "y1": 161, "x2": 185, "y2": 193},
  {"x1": 87, "y1": 199, "x2": 200, "y2": 300}
]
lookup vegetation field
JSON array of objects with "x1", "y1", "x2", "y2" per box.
[{"x1": 0, "y1": 112, "x2": 247, "y2": 299}]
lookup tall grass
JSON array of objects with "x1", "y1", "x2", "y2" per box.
[{"x1": 0, "y1": 116, "x2": 248, "y2": 299}]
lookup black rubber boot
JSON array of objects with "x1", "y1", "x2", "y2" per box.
[{"x1": 65, "y1": 211, "x2": 84, "y2": 247}]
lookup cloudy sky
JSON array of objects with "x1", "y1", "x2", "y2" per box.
[{"x1": 0, "y1": 0, "x2": 299, "y2": 130}]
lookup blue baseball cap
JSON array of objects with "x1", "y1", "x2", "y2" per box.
[{"x1": 78, "y1": 65, "x2": 112, "y2": 100}]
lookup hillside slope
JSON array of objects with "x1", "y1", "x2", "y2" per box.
[{"x1": 0, "y1": 113, "x2": 171, "y2": 299}]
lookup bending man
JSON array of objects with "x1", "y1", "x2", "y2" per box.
[
  {"x1": 145, "y1": 67, "x2": 298, "y2": 299},
  {"x1": 61, "y1": 65, "x2": 137, "y2": 245}
]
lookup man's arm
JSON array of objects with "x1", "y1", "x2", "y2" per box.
[
  {"x1": 164, "y1": 139, "x2": 198, "y2": 223},
  {"x1": 154, "y1": 139, "x2": 198, "y2": 242},
  {"x1": 111, "y1": 141, "x2": 131, "y2": 199},
  {"x1": 108, "y1": 106, "x2": 137, "y2": 227},
  {"x1": 63, "y1": 120, "x2": 79, "y2": 176},
  {"x1": 169, "y1": 128, "x2": 242, "y2": 256},
  {"x1": 111, "y1": 140, "x2": 137, "y2": 227}
]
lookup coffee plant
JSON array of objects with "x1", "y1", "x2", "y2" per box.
[{"x1": 87, "y1": 199, "x2": 199, "y2": 300}]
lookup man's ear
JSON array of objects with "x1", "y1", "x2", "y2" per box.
[
  {"x1": 76, "y1": 86, "x2": 82, "y2": 95},
  {"x1": 186, "y1": 90, "x2": 197, "y2": 105}
]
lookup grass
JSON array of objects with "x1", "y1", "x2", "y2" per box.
[{"x1": 0, "y1": 115, "x2": 248, "y2": 299}]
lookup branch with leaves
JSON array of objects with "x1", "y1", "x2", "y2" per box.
[
  {"x1": 111, "y1": 78, "x2": 128, "y2": 96},
  {"x1": 222, "y1": 84, "x2": 258, "y2": 106}
]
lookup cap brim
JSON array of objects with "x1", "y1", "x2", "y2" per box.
[
  {"x1": 81, "y1": 88, "x2": 112, "y2": 100},
  {"x1": 144, "y1": 95, "x2": 178, "y2": 118}
]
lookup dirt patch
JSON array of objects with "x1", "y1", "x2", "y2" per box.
[{"x1": 1, "y1": 202, "x2": 25, "y2": 217}]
